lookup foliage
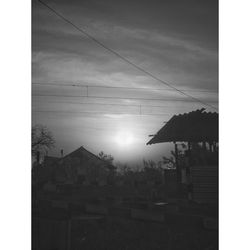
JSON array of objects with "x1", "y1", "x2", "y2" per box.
[
  {"x1": 142, "y1": 159, "x2": 163, "y2": 184},
  {"x1": 98, "y1": 151, "x2": 114, "y2": 165},
  {"x1": 32, "y1": 124, "x2": 55, "y2": 155},
  {"x1": 161, "y1": 155, "x2": 176, "y2": 169},
  {"x1": 161, "y1": 143, "x2": 187, "y2": 169},
  {"x1": 117, "y1": 164, "x2": 131, "y2": 175},
  {"x1": 116, "y1": 160, "x2": 164, "y2": 185}
]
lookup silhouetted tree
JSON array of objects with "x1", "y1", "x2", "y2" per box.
[
  {"x1": 32, "y1": 124, "x2": 55, "y2": 156},
  {"x1": 142, "y1": 159, "x2": 163, "y2": 184},
  {"x1": 161, "y1": 143, "x2": 187, "y2": 169},
  {"x1": 98, "y1": 151, "x2": 114, "y2": 165},
  {"x1": 117, "y1": 163, "x2": 131, "y2": 175},
  {"x1": 98, "y1": 151, "x2": 116, "y2": 184},
  {"x1": 161, "y1": 155, "x2": 176, "y2": 169}
]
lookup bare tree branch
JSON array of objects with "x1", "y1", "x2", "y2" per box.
[{"x1": 32, "y1": 124, "x2": 55, "y2": 155}]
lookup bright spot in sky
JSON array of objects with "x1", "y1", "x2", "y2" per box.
[{"x1": 115, "y1": 131, "x2": 135, "y2": 147}]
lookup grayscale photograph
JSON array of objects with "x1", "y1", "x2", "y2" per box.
[{"x1": 32, "y1": 0, "x2": 218, "y2": 249}]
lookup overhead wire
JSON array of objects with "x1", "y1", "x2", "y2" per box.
[
  {"x1": 37, "y1": 0, "x2": 218, "y2": 111},
  {"x1": 32, "y1": 82, "x2": 218, "y2": 93},
  {"x1": 32, "y1": 99, "x2": 193, "y2": 109},
  {"x1": 32, "y1": 93, "x2": 218, "y2": 105},
  {"x1": 32, "y1": 110, "x2": 176, "y2": 116}
]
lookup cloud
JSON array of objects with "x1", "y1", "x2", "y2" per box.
[
  {"x1": 33, "y1": 6, "x2": 218, "y2": 90},
  {"x1": 32, "y1": 0, "x2": 218, "y2": 163}
]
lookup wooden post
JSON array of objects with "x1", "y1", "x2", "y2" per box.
[
  {"x1": 213, "y1": 142, "x2": 217, "y2": 152},
  {"x1": 209, "y1": 142, "x2": 213, "y2": 152},
  {"x1": 186, "y1": 141, "x2": 191, "y2": 169},
  {"x1": 202, "y1": 141, "x2": 206, "y2": 151},
  {"x1": 174, "y1": 143, "x2": 180, "y2": 184}
]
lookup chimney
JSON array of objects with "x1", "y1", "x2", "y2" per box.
[{"x1": 60, "y1": 149, "x2": 64, "y2": 158}]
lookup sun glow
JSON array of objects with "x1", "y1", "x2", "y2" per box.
[{"x1": 115, "y1": 131, "x2": 135, "y2": 147}]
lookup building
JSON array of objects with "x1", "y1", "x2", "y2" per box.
[
  {"x1": 147, "y1": 108, "x2": 218, "y2": 146},
  {"x1": 42, "y1": 146, "x2": 116, "y2": 186},
  {"x1": 147, "y1": 109, "x2": 218, "y2": 204}
]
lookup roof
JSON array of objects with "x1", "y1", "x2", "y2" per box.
[
  {"x1": 59, "y1": 146, "x2": 115, "y2": 169},
  {"x1": 147, "y1": 109, "x2": 218, "y2": 144}
]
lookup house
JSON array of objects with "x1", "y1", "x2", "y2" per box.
[
  {"x1": 43, "y1": 146, "x2": 116, "y2": 186},
  {"x1": 147, "y1": 109, "x2": 218, "y2": 204},
  {"x1": 32, "y1": 156, "x2": 60, "y2": 187}
]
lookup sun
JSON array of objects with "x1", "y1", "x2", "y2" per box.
[{"x1": 115, "y1": 131, "x2": 135, "y2": 147}]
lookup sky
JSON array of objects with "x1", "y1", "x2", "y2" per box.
[{"x1": 32, "y1": 0, "x2": 218, "y2": 166}]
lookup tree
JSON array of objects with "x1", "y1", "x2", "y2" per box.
[
  {"x1": 161, "y1": 143, "x2": 187, "y2": 169},
  {"x1": 98, "y1": 151, "x2": 114, "y2": 165},
  {"x1": 98, "y1": 151, "x2": 116, "y2": 184},
  {"x1": 161, "y1": 155, "x2": 176, "y2": 169},
  {"x1": 142, "y1": 159, "x2": 163, "y2": 184},
  {"x1": 32, "y1": 125, "x2": 55, "y2": 156}
]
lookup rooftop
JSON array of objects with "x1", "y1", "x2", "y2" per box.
[{"x1": 147, "y1": 109, "x2": 218, "y2": 144}]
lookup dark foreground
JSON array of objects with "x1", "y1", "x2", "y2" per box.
[{"x1": 32, "y1": 190, "x2": 218, "y2": 250}]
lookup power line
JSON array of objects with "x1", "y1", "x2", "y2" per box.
[
  {"x1": 32, "y1": 93, "x2": 218, "y2": 105},
  {"x1": 32, "y1": 99, "x2": 193, "y2": 109},
  {"x1": 37, "y1": 0, "x2": 218, "y2": 111},
  {"x1": 32, "y1": 82, "x2": 218, "y2": 93},
  {"x1": 33, "y1": 100, "x2": 140, "y2": 107},
  {"x1": 32, "y1": 110, "x2": 174, "y2": 116}
]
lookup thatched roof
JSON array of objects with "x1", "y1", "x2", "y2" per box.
[{"x1": 147, "y1": 109, "x2": 218, "y2": 144}]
